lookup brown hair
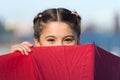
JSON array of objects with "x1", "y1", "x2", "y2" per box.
[{"x1": 33, "y1": 8, "x2": 81, "y2": 43}]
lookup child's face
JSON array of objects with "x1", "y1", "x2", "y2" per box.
[{"x1": 34, "y1": 22, "x2": 78, "y2": 46}]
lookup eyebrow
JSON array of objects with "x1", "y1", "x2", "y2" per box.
[
  {"x1": 63, "y1": 35, "x2": 75, "y2": 39},
  {"x1": 45, "y1": 35, "x2": 75, "y2": 39},
  {"x1": 45, "y1": 36, "x2": 56, "y2": 39}
]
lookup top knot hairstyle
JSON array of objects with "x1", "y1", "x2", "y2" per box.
[{"x1": 33, "y1": 8, "x2": 81, "y2": 43}]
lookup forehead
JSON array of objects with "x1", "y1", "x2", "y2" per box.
[
  {"x1": 40, "y1": 22, "x2": 74, "y2": 37},
  {"x1": 43, "y1": 22, "x2": 73, "y2": 33}
]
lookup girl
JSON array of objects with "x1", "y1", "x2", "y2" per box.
[{"x1": 10, "y1": 8, "x2": 81, "y2": 55}]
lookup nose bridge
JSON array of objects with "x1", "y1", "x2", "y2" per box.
[{"x1": 56, "y1": 40, "x2": 63, "y2": 46}]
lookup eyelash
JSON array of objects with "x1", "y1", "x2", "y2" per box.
[
  {"x1": 47, "y1": 39, "x2": 55, "y2": 42},
  {"x1": 64, "y1": 38, "x2": 74, "y2": 42},
  {"x1": 47, "y1": 38, "x2": 74, "y2": 43}
]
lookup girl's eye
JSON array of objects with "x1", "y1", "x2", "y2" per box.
[
  {"x1": 64, "y1": 38, "x2": 74, "y2": 43},
  {"x1": 47, "y1": 39, "x2": 55, "y2": 43}
]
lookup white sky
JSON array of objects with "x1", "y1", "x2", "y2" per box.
[{"x1": 0, "y1": 0, "x2": 120, "y2": 30}]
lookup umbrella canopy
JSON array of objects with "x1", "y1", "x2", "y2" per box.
[{"x1": 0, "y1": 44, "x2": 120, "y2": 80}]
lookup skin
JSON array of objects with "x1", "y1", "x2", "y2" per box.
[{"x1": 10, "y1": 22, "x2": 78, "y2": 55}]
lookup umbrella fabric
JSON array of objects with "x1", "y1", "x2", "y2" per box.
[{"x1": 0, "y1": 44, "x2": 119, "y2": 80}]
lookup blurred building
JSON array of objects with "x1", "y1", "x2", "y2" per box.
[
  {"x1": 114, "y1": 12, "x2": 120, "y2": 34},
  {"x1": 0, "y1": 19, "x2": 5, "y2": 34}
]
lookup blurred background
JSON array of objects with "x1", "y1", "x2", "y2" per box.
[{"x1": 0, "y1": 0, "x2": 120, "y2": 56}]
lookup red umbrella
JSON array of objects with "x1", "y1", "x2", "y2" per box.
[{"x1": 0, "y1": 44, "x2": 120, "y2": 80}]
